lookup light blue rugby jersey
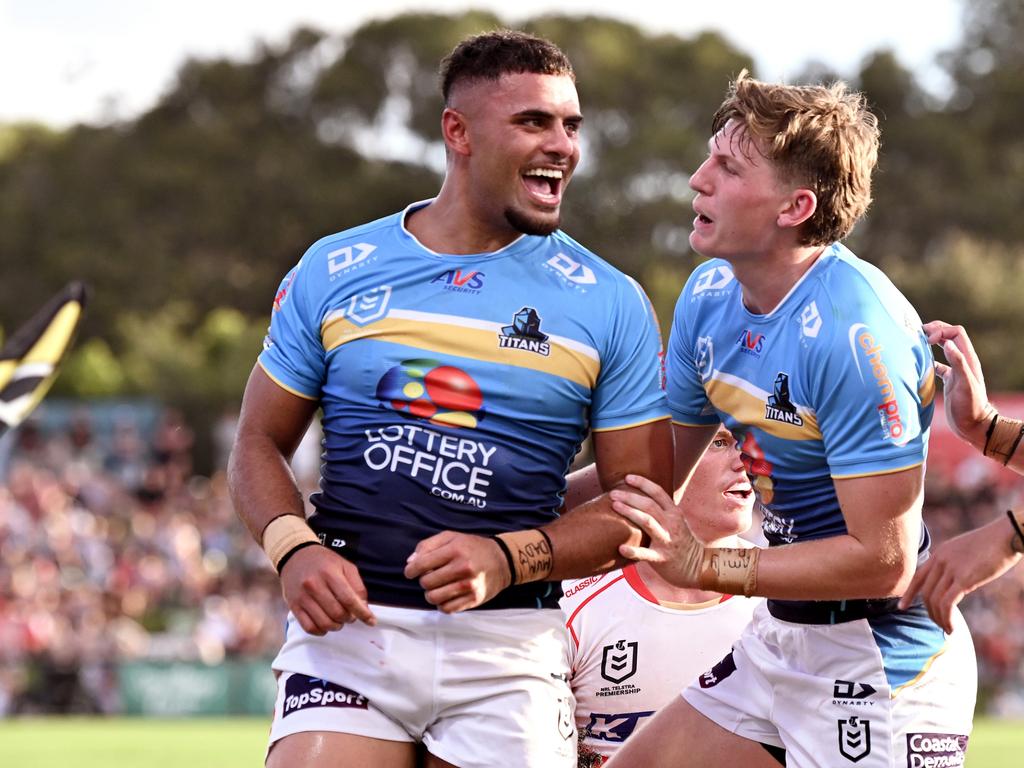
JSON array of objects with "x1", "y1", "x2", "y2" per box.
[
  {"x1": 260, "y1": 200, "x2": 668, "y2": 609},
  {"x1": 668, "y1": 243, "x2": 936, "y2": 549}
]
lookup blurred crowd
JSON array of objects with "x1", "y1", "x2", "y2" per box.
[
  {"x1": 0, "y1": 404, "x2": 291, "y2": 715},
  {"x1": 0, "y1": 402, "x2": 1022, "y2": 716}
]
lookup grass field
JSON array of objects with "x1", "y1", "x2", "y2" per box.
[{"x1": 0, "y1": 716, "x2": 1018, "y2": 766}]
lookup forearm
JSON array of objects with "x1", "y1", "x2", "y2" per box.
[
  {"x1": 743, "y1": 530, "x2": 916, "y2": 600},
  {"x1": 227, "y1": 431, "x2": 308, "y2": 544},
  {"x1": 542, "y1": 491, "x2": 645, "y2": 579}
]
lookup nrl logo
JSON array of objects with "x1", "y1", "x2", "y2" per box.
[
  {"x1": 339, "y1": 285, "x2": 392, "y2": 326},
  {"x1": 600, "y1": 640, "x2": 638, "y2": 684}
]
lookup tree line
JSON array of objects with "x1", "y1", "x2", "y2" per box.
[{"x1": 1, "y1": 3, "x2": 1022, "y2": 465}]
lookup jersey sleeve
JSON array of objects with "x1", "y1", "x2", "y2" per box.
[
  {"x1": 589, "y1": 277, "x2": 669, "y2": 431},
  {"x1": 257, "y1": 250, "x2": 326, "y2": 399},
  {"x1": 666, "y1": 273, "x2": 719, "y2": 426},
  {"x1": 811, "y1": 295, "x2": 934, "y2": 478}
]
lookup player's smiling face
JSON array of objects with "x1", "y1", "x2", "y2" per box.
[
  {"x1": 688, "y1": 119, "x2": 792, "y2": 262},
  {"x1": 455, "y1": 72, "x2": 581, "y2": 237},
  {"x1": 678, "y1": 428, "x2": 754, "y2": 544}
]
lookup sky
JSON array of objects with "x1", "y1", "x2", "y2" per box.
[{"x1": 0, "y1": 0, "x2": 965, "y2": 127}]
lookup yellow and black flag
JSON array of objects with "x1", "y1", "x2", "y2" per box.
[{"x1": 0, "y1": 282, "x2": 87, "y2": 437}]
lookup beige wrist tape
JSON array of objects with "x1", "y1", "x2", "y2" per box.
[
  {"x1": 698, "y1": 547, "x2": 760, "y2": 597},
  {"x1": 984, "y1": 414, "x2": 1024, "y2": 464},
  {"x1": 261, "y1": 514, "x2": 320, "y2": 571},
  {"x1": 494, "y1": 529, "x2": 553, "y2": 584}
]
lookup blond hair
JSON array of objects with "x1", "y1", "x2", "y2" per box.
[{"x1": 712, "y1": 70, "x2": 880, "y2": 245}]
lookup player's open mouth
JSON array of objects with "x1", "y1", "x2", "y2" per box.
[
  {"x1": 725, "y1": 486, "x2": 752, "y2": 499},
  {"x1": 522, "y1": 168, "x2": 564, "y2": 206}
]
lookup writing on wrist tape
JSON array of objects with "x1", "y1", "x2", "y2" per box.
[
  {"x1": 984, "y1": 414, "x2": 1024, "y2": 465},
  {"x1": 493, "y1": 529, "x2": 554, "y2": 585},
  {"x1": 699, "y1": 546, "x2": 760, "y2": 597},
  {"x1": 261, "y1": 514, "x2": 321, "y2": 573}
]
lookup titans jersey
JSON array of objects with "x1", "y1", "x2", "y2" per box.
[
  {"x1": 260, "y1": 201, "x2": 668, "y2": 609},
  {"x1": 668, "y1": 244, "x2": 935, "y2": 548}
]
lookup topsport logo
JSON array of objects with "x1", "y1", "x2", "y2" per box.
[{"x1": 375, "y1": 359, "x2": 485, "y2": 430}]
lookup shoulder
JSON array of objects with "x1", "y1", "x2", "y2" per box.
[
  {"x1": 675, "y1": 259, "x2": 739, "y2": 313},
  {"x1": 802, "y1": 244, "x2": 924, "y2": 350},
  {"x1": 543, "y1": 232, "x2": 648, "y2": 301},
  {"x1": 298, "y1": 210, "x2": 402, "y2": 271}
]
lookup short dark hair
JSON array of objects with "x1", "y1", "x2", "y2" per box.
[{"x1": 440, "y1": 29, "x2": 574, "y2": 104}]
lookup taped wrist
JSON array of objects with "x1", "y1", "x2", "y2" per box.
[
  {"x1": 984, "y1": 413, "x2": 1024, "y2": 465},
  {"x1": 493, "y1": 529, "x2": 553, "y2": 585},
  {"x1": 262, "y1": 514, "x2": 321, "y2": 573},
  {"x1": 698, "y1": 547, "x2": 760, "y2": 597}
]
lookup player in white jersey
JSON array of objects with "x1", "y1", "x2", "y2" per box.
[
  {"x1": 562, "y1": 428, "x2": 780, "y2": 767},
  {"x1": 604, "y1": 73, "x2": 976, "y2": 768},
  {"x1": 229, "y1": 31, "x2": 671, "y2": 768}
]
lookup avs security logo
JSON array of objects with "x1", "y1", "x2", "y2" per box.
[
  {"x1": 765, "y1": 372, "x2": 804, "y2": 426},
  {"x1": 838, "y1": 717, "x2": 872, "y2": 763},
  {"x1": 906, "y1": 733, "x2": 968, "y2": 768},
  {"x1": 545, "y1": 253, "x2": 596, "y2": 289},
  {"x1": 849, "y1": 324, "x2": 907, "y2": 443},
  {"x1": 499, "y1": 307, "x2": 551, "y2": 356},
  {"x1": 282, "y1": 674, "x2": 368, "y2": 717},
  {"x1": 375, "y1": 359, "x2": 485, "y2": 430},
  {"x1": 692, "y1": 265, "x2": 734, "y2": 296},
  {"x1": 432, "y1": 269, "x2": 485, "y2": 294},
  {"x1": 369, "y1": 359, "x2": 496, "y2": 509},
  {"x1": 327, "y1": 242, "x2": 377, "y2": 281},
  {"x1": 737, "y1": 329, "x2": 766, "y2": 357},
  {"x1": 601, "y1": 640, "x2": 639, "y2": 684}
]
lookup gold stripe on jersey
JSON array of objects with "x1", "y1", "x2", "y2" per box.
[
  {"x1": 321, "y1": 314, "x2": 600, "y2": 389},
  {"x1": 705, "y1": 373, "x2": 822, "y2": 441},
  {"x1": 918, "y1": 364, "x2": 936, "y2": 408},
  {"x1": 258, "y1": 361, "x2": 319, "y2": 401}
]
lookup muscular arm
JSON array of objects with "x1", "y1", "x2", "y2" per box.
[
  {"x1": 405, "y1": 418, "x2": 674, "y2": 611},
  {"x1": 544, "y1": 418, "x2": 674, "y2": 578},
  {"x1": 752, "y1": 467, "x2": 922, "y2": 599},
  {"x1": 228, "y1": 365, "x2": 317, "y2": 541},
  {"x1": 228, "y1": 365, "x2": 375, "y2": 632},
  {"x1": 617, "y1": 423, "x2": 923, "y2": 600}
]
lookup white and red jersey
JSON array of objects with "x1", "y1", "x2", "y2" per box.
[{"x1": 561, "y1": 564, "x2": 760, "y2": 761}]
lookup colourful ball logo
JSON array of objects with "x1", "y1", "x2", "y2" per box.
[{"x1": 375, "y1": 359, "x2": 485, "y2": 429}]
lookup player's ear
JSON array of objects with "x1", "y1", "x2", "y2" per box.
[
  {"x1": 442, "y1": 108, "x2": 472, "y2": 157},
  {"x1": 777, "y1": 188, "x2": 817, "y2": 230}
]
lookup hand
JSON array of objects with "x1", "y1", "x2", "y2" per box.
[
  {"x1": 610, "y1": 474, "x2": 704, "y2": 589},
  {"x1": 923, "y1": 320, "x2": 993, "y2": 450},
  {"x1": 404, "y1": 531, "x2": 512, "y2": 612},
  {"x1": 899, "y1": 517, "x2": 1021, "y2": 633},
  {"x1": 280, "y1": 546, "x2": 376, "y2": 635}
]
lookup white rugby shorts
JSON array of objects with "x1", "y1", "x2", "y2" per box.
[
  {"x1": 683, "y1": 601, "x2": 976, "y2": 768},
  {"x1": 269, "y1": 605, "x2": 575, "y2": 768}
]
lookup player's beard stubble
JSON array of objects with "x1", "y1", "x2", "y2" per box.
[{"x1": 505, "y1": 206, "x2": 560, "y2": 237}]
